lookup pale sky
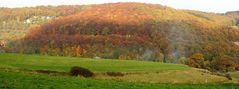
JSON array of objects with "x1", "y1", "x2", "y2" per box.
[{"x1": 0, "y1": 0, "x2": 238, "y2": 13}]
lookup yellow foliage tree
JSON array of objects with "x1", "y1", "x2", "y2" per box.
[{"x1": 187, "y1": 53, "x2": 205, "y2": 68}]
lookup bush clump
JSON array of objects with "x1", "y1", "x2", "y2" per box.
[
  {"x1": 69, "y1": 66, "x2": 94, "y2": 77},
  {"x1": 225, "y1": 73, "x2": 232, "y2": 80}
]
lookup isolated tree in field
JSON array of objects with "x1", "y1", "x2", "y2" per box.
[{"x1": 187, "y1": 53, "x2": 205, "y2": 68}]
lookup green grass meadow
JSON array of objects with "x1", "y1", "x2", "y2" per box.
[
  {"x1": 1, "y1": 71, "x2": 238, "y2": 89},
  {"x1": 0, "y1": 53, "x2": 238, "y2": 89},
  {"x1": 0, "y1": 53, "x2": 190, "y2": 72}
]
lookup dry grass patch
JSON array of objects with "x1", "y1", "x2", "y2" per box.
[{"x1": 95, "y1": 69, "x2": 231, "y2": 84}]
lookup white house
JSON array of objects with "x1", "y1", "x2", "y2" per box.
[
  {"x1": 24, "y1": 19, "x2": 31, "y2": 24},
  {"x1": 234, "y1": 42, "x2": 239, "y2": 46}
]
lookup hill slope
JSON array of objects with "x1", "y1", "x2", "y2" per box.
[
  {"x1": 4, "y1": 3, "x2": 239, "y2": 71},
  {"x1": 0, "y1": 53, "x2": 190, "y2": 72},
  {"x1": 226, "y1": 11, "x2": 239, "y2": 26}
]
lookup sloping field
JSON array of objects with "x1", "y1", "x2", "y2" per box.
[
  {"x1": 0, "y1": 71, "x2": 238, "y2": 89},
  {"x1": 0, "y1": 53, "x2": 190, "y2": 72},
  {"x1": 0, "y1": 53, "x2": 238, "y2": 89}
]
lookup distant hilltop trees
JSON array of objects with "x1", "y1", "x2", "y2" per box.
[{"x1": 0, "y1": 5, "x2": 91, "y2": 41}]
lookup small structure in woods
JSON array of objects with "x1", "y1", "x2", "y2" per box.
[{"x1": 234, "y1": 42, "x2": 239, "y2": 46}]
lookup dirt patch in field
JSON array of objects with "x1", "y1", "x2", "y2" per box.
[
  {"x1": 0, "y1": 68, "x2": 68, "y2": 76},
  {"x1": 106, "y1": 72, "x2": 125, "y2": 77}
]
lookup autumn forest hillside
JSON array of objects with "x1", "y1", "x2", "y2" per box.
[
  {"x1": 226, "y1": 11, "x2": 239, "y2": 26},
  {"x1": 0, "y1": 5, "x2": 92, "y2": 40},
  {"x1": 1, "y1": 3, "x2": 239, "y2": 72}
]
